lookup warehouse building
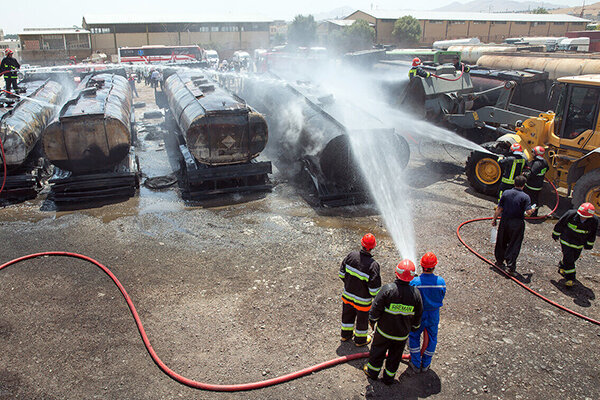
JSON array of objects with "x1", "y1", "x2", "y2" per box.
[
  {"x1": 345, "y1": 10, "x2": 589, "y2": 45},
  {"x1": 18, "y1": 28, "x2": 91, "y2": 65},
  {"x1": 82, "y1": 15, "x2": 272, "y2": 59}
]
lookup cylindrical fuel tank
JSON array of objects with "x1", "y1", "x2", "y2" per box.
[
  {"x1": 163, "y1": 70, "x2": 267, "y2": 166},
  {"x1": 43, "y1": 73, "x2": 132, "y2": 174},
  {"x1": 477, "y1": 55, "x2": 600, "y2": 80},
  {"x1": 0, "y1": 79, "x2": 65, "y2": 167},
  {"x1": 448, "y1": 45, "x2": 518, "y2": 64}
]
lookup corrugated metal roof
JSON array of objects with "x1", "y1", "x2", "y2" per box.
[
  {"x1": 83, "y1": 14, "x2": 273, "y2": 25},
  {"x1": 325, "y1": 19, "x2": 356, "y2": 27},
  {"x1": 19, "y1": 28, "x2": 90, "y2": 35},
  {"x1": 350, "y1": 9, "x2": 590, "y2": 23}
]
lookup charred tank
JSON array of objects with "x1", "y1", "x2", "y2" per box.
[
  {"x1": 162, "y1": 70, "x2": 268, "y2": 166},
  {"x1": 43, "y1": 73, "x2": 133, "y2": 174},
  {"x1": 0, "y1": 79, "x2": 65, "y2": 168}
]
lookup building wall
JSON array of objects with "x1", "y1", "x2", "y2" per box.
[{"x1": 347, "y1": 13, "x2": 590, "y2": 45}]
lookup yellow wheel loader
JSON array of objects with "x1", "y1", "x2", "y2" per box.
[{"x1": 460, "y1": 74, "x2": 600, "y2": 216}]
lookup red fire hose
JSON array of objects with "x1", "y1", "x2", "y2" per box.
[
  {"x1": 431, "y1": 64, "x2": 464, "y2": 82},
  {"x1": 456, "y1": 180, "x2": 600, "y2": 326},
  {"x1": 0, "y1": 252, "x2": 428, "y2": 391}
]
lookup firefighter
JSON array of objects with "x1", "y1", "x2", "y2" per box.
[
  {"x1": 524, "y1": 145, "x2": 549, "y2": 216},
  {"x1": 339, "y1": 233, "x2": 382, "y2": 346},
  {"x1": 552, "y1": 203, "x2": 598, "y2": 287},
  {"x1": 452, "y1": 55, "x2": 471, "y2": 73},
  {"x1": 1, "y1": 48, "x2": 20, "y2": 94},
  {"x1": 408, "y1": 252, "x2": 446, "y2": 373},
  {"x1": 493, "y1": 175, "x2": 535, "y2": 276},
  {"x1": 497, "y1": 143, "x2": 527, "y2": 203},
  {"x1": 408, "y1": 58, "x2": 431, "y2": 79},
  {"x1": 363, "y1": 259, "x2": 423, "y2": 384}
]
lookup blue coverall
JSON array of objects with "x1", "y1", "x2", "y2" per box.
[{"x1": 408, "y1": 273, "x2": 446, "y2": 369}]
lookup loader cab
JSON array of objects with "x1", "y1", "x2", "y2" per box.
[{"x1": 554, "y1": 81, "x2": 600, "y2": 142}]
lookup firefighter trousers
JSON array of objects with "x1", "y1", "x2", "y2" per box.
[
  {"x1": 495, "y1": 218, "x2": 525, "y2": 271},
  {"x1": 365, "y1": 331, "x2": 407, "y2": 381},
  {"x1": 408, "y1": 310, "x2": 439, "y2": 369},
  {"x1": 524, "y1": 187, "x2": 541, "y2": 210},
  {"x1": 560, "y1": 242, "x2": 582, "y2": 281},
  {"x1": 4, "y1": 77, "x2": 18, "y2": 92},
  {"x1": 341, "y1": 302, "x2": 369, "y2": 344},
  {"x1": 497, "y1": 183, "x2": 513, "y2": 203}
]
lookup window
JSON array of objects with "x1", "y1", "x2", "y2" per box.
[
  {"x1": 562, "y1": 86, "x2": 600, "y2": 139},
  {"x1": 473, "y1": 21, "x2": 487, "y2": 24},
  {"x1": 449, "y1": 20, "x2": 465, "y2": 25},
  {"x1": 428, "y1": 20, "x2": 443, "y2": 24},
  {"x1": 492, "y1": 21, "x2": 507, "y2": 25},
  {"x1": 554, "y1": 22, "x2": 565, "y2": 25},
  {"x1": 533, "y1": 22, "x2": 547, "y2": 26},
  {"x1": 90, "y1": 27, "x2": 112, "y2": 34},
  {"x1": 211, "y1": 26, "x2": 219, "y2": 32},
  {"x1": 514, "y1": 21, "x2": 528, "y2": 25}
]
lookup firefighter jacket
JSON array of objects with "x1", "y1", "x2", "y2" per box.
[
  {"x1": 499, "y1": 153, "x2": 526, "y2": 185},
  {"x1": 369, "y1": 279, "x2": 423, "y2": 341},
  {"x1": 552, "y1": 209, "x2": 598, "y2": 250},
  {"x1": 339, "y1": 249, "x2": 382, "y2": 312},
  {"x1": 409, "y1": 67, "x2": 430, "y2": 79},
  {"x1": 0, "y1": 56, "x2": 19, "y2": 79},
  {"x1": 525, "y1": 156, "x2": 549, "y2": 191}
]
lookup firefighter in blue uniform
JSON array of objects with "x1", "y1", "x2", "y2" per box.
[
  {"x1": 408, "y1": 252, "x2": 446, "y2": 373},
  {"x1": 339, "y1": 233, "x2": 382, "y2": 346},
  {"x1": 498, "y1": 143, "x2": 527, "y2": 203},
  {"x1": 363, "y1": 259, "x2": 423, "y2": 384},
  {"x1": 552, "y1": 203, "x2": 598, "y2": 287}
]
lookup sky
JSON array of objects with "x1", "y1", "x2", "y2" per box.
[{"x1": 4, "y1": 0, "x2": 586, "y2": 34}]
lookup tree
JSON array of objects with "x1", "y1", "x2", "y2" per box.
[
  {"x1": 344, "y1": 20, "x2": 375, "y2": 51},
  {"x1": 288, "y1": 15, "x2": 317, "y2": 46},
  {"x1": 531, "y1": 7, "x2": 549, "y2": 14},
  {"x1": 392, "y1": 16, "x2": 422, "y2": 45},
  {"x1": 272, "y1": 33, "x2": 287, "y2": 46}
]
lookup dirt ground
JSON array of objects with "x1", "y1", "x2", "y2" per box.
[{"x1": 0, "y1": 82, "x2": 599, "y2": 400}]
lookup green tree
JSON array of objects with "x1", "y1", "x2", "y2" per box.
[
  {"x1": 344, "y1": 20, "x2": 375, "y2": 51},
  {"x1": 288, "y1": 15, "x2": 317, "y2": 46},
  {"x1": 272, "y1": 33, "x2": 287, "y2": 46},
  {"x1": 531, "y1": 7, "x2": 549, "y2": 14},
  {"x1": 392, "y1": 16, "x2": 422, "y2": 45}
]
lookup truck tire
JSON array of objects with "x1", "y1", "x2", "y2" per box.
[
  {"x1": 465, "y1": 143, "x2": 501, "y2": 196},
  {"x1": 572, "y1": 168, "x2": 600, "y2": 217}
]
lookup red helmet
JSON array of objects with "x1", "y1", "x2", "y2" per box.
[
  {"x1": 395, "y1": 259, "x2": 416, "y2": 282},
  {"x1": 361, "y1": 233, "x2": 376, "y2": 251},
  {"x1": 577, "y1": 202, "x2": 595, "y2": 218},
  {"x1": 510, "y1": 143, "x2": 523, "y2": 153},
  {"x1": 420, "y1": 252, "x2": 438, "y2": 271},
  {"x1": 533, "y1": 146, "x2": 545, "y2": 157},
  {"x1": 5, "y1": 48, "x2": 13, "y2": 56},
  {"x1": 412, "y1": 57, "x2": 422, "y2": 67}
]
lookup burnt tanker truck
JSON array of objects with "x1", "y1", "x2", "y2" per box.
[
  {"x1": 43, "y1": 71, "x2": 139, "y2": 203},
  {"x1": 161, "y1": 69, "x2": 271, "y2": 200},
  {"x1": 221, "y1": 70, "x2": 411, "y2": 206},
  {"x1": 0, "y1": 78, "x2": 67, "y2": 201}
]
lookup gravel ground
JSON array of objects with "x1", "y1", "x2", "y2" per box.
[{"x1": 0, "y1": 83, "x2": 598, "y2": 400}]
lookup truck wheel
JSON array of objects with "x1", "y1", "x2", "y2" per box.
[
  {"x1": 572, "y1": 168, "x2": 600, "y2": 217},
  {"x1": 465, "y1": 147, "x2": 501, "y2": 196}
]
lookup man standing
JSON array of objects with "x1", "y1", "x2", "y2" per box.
[
  {"x1": 524, "y1": 146, "x2": 549, "y2": 216},
  {"x1": 339, "y1": 233, "x2": 381, "y2": 346},
  {"x1": 492, "y1": 175, "x2": 535, "y2": 276},
  {"x1": 408, "y1": 58, "x2": 431, "y2": 79},
  {"x1": 552, "y1": 203, "x2": 598, "y2": 287},
  {"x1": 364, "y1": 259, "x2": 423, "y2": 385},
  {"x1": 497, "y1": 143, "x2": 527, "y2": 203},
  {"x1": 408, "y1": 252, "x2": 446, "y2": 373},
  {"x1": 1, "y1": 49, "x2": 20, "y2": 94}
]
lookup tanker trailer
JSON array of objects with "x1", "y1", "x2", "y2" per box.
[
  {"x1": 161, "y1": 70, "x2": 271, "y2": 200},
  {"x1": 221, "y1": 71, "x2": 411, "y2": 207},
  {"x1": 0, "y1": 78, "x2": 66, "y2": 201},
  {"x1": 43, "y1": 72, "x2": 139, "y2": 204}
]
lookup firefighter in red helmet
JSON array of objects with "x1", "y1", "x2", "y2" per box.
[
  {"x1": 339, "y1": 233, "x2": 382, "y2": 346},
  {"x1": 408, "y1": 252, "x2": 446, "y2": 373},
  {"x1": 408, "y1": 57, "x2": 430, "y2": 79},
  {"x1": 523, "y1": 146, "x2": 548, "y2": 216},
  {"x1": 1, "y1": 48, "x2": 21, "y2": 94},
  {"x1": 552, "y1": 203, "x2": 598, "y2": 287},
  {"x1": 497, "y1": 142, "x2": 527, "y2": 203},
  {"x1": 363, "y1": 259, "x2": 423, "y2": 384}
]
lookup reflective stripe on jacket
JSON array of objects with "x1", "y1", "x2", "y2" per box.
[
  {"x1": 339, "y1": 249, "x2": 381, "y2": 311},
  {"x1": 552, "y1": 209, "x2": 598, "y2": 250}
]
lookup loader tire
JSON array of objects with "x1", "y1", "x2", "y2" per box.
[
  {"x1": 572, "y1": 168, "x2": 600, "y2": 218},
  {"x1": 465, "y1": 147, "x2": 501, "y2": 197}
]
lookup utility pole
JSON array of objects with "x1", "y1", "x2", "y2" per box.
[{"x1": 580, "y1": 0, "x2": 585, "y2": 18}]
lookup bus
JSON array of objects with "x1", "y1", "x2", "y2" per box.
[{"x1": 118, "y1": 45, "x2": 203, "y2": 64}]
